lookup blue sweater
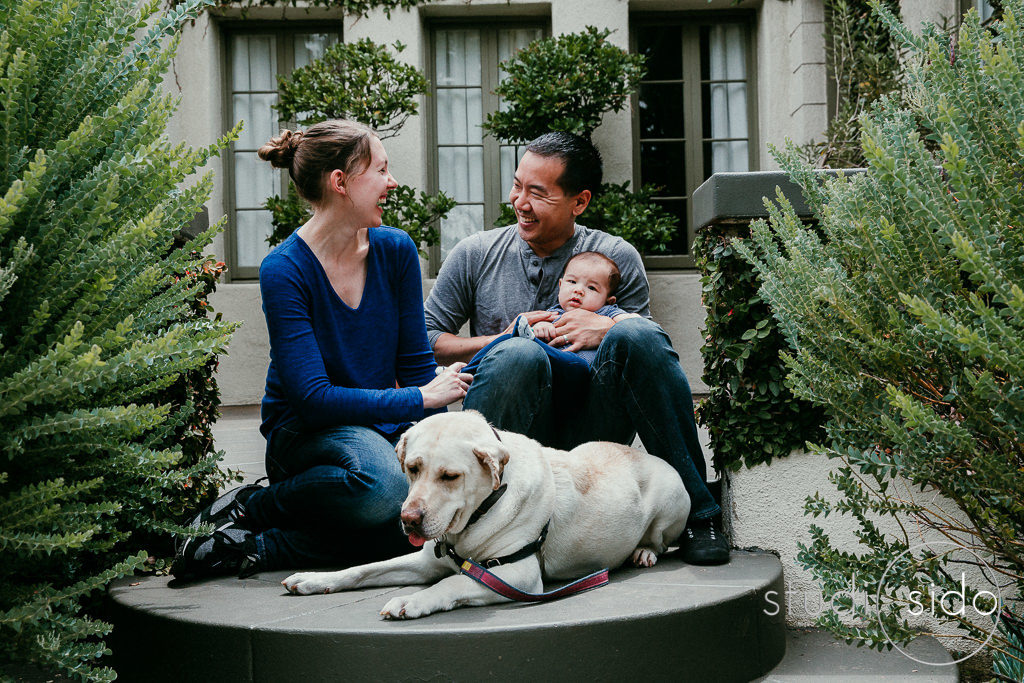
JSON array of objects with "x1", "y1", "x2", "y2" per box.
[{"x1": 258, "y1": 227, "x2": 439, "y2": 441}]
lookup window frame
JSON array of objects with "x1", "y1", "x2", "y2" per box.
[
  {"x1": 629, "y1": 12, "x2": 759, "y2": 270},
  {"x1": 425, "y1": 19, "x2": 550, "y2": 276},
  {"x1": 219, "y1": 21, "x2": 344, "y2": 281}
]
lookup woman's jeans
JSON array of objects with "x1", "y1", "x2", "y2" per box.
[
  {"x1": 243, "y1": 424, "x2": 411, "y2": 570},
  {"x1": 463, "y1": 317, "x2": 720, "y2": 521}
]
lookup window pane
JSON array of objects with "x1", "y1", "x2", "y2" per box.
[
  {"x1": 438, "y1": 146, "x2": 484, "y2": 203},
  {"x1": 638, "y1": 83, "x2": 684, "y2": 138},
  {"x1": 247, "y1": 35, "x2": 278, "y2": 91},
  {"x1": 233, "y1": 93, "x2": 279, "y2": 150},
  {"x1": 636, "y1": 26, "x2": 683, "y2": 80},
  {"x1": 234, "y1": 152, "x2": 279, "y2": 208},
  {"x1": 441, "y1": 204, "x2": 484, "y2": 259},
  {"x1": 436, "y1": 30, "x2": 481, "y2": 86},
  {"x1": 640, "y1": 141, "x2": 686, "y2": 196},
  {"x1": 231, "y1": 35, "x2": 251, "y2": 90},
  {"x1": 235, "y1": 210, "x2": 274, "y2": 269},
  {"x1": 436, "y1": 88, "x2": 483, "y2": 145},
  {"x1": 293, "y1": 33, "x2": 334, "y2": 69},
  {"x1": 499, "y1": 145, "x2": 527, "y2": 200},
  {"x1": 701, "y1": 24, "x2": 746, "y2": 81},
  {"x1": 704, "y1": 140, "x2": 749, "y2": 175},
  {"x1": 654, "y1": 198, "x2": 688, "y2": 253},
  {"x1": 702, "y1": 81, "x2": 748, "y2": 139}
]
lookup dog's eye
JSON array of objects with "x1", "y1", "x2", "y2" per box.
[
  {"x1": 439, "y1": 472, "x2": 461, "y2": 481},
  {"x1": 406, "y1": 465, "x2": 419, "y2": 475}
]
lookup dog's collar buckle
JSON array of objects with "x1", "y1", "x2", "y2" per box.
[{"x1": 434, "y1": 536, "x2": 449, "y2": 559}]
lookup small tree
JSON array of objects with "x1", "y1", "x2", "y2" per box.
[
  {"x1": 735, "y1": 0, "x2": 1022, "y2": 668},
  {"x1": 484, "y1": 27, "x2": 675, "y2": 254},
  {"x1": 266, "y1": 39, "x2": 454, "y2": 252},
  {"x1": 0, "y1": 0, "x2": 237, "y2": 679}
]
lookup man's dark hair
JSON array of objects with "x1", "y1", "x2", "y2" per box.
[{"x1": 525, "y1": 132, "x2": 602, "y2": 196}]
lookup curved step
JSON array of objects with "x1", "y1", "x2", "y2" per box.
[{"x1": 108, "y1": 550, "x2": 785, "y2": 682}]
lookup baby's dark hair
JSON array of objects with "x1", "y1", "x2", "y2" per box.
[{"x1": 563, "y1": 251, "x2": 621, "y2": 293}]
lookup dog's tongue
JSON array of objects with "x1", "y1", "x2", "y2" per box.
[{"x1": 408, "y1": 533, "x2": 426, "y2": 547}]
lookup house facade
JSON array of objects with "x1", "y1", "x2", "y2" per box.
[{"x1": 164, "y1": 0, "x2": 973, "y2": 406}]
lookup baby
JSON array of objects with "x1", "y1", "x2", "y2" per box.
[{"x1": 516, "y1": 251, "x2": 640, "y2": 365}]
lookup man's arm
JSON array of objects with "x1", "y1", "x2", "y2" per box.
[{"x1": 431, "y1": 332, "x2": 497, "y2": 365}]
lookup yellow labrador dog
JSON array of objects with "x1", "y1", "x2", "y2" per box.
[{"x1": 282, "y1": 410, "x2": 690, "y2": 619}]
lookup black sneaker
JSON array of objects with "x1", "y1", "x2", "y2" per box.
[
  {"x1": 188, "y1": 478, "x2": 266, "y2": 534},
  {"x1": 677, "y1": 516, "x2": 730, "y2": 566},
  {"x1": 171, "y1": 525, "x2": 260, "y2": 581}
]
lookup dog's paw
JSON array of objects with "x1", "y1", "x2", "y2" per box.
[
  {"x1": 282, "y1": 572, "x2": 336, "y2": 595},
  {"x1": 380, "y1": 594, "x2": 434, "y2": 620},
  {"x1": 631, "y1": 547, "x2": 658, "y2": 568}
]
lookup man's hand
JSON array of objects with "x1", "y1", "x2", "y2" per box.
[
  {"x1": 501, "y1": 310, "x2": 556, "y2": 334},
  {"x1": 551, "y1": 309, "x2": 615, "y2": 352}
]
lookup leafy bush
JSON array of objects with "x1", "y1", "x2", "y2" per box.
[
  {"x1": 276, "y1": 39, "x2": 428, "y2": 139},
  {"x1": 267, "y1": 38, "x2": 452, "y2": 249},
  {"x1": 735, "y1": 0, "x2": 1023, "y2": 663},
  {"x1": 483, "y1": 26, "x2": 645, "y2": 143},
  {"x1": 176, "y1": 0, "x2": 431, "y2": 19},
  {"x1": 693, "y1": 226, "x2": 826, "y2": 471},
  {"x1": 0, "y1": 0, "x2": 237, "y2": 678}
]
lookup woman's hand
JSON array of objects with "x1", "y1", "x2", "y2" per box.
[{"x1": 420, "y1": 362, "x2": 474, "y2": 409}]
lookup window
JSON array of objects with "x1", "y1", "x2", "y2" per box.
[
  {"x1": 632, "y1": 18, "x2": 756, "y2": 267},
  {"x1": 429, "y1": 23, "x2": 546, "y2": 265},
  {"x1": 223, "y1": 26, "x2": 340, "y2": 279}
]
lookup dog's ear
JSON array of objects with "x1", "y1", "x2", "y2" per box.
[
  {"x1": 473, "y1": 444, "x2": 509, "y2": 490},
  {"x1": 395, "y1": 431, "x2": 410, "y2": 471}
]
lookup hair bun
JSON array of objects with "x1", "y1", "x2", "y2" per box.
[{"x1": 257, "y1": 129, "x2": 303, "y2": 168}]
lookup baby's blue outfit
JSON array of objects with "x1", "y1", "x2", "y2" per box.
[{"x1": 545, "y1": 303, "x2": 627, "y2": 366}]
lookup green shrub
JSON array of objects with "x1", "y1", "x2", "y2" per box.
[
  {"x1": 693, "y1": 225, "x2": 826, "y2": 471},
  {"x1": 267, "y1": 38, "x2": 452, "y2": 249},
  {"x1": 483, "y1": 26, "x2": 645, "y2": 143},
  {"x1": 0, "y1": 0, "x2": 237, "y2": 678},
  {"x1": 735, "y1": 0, "x2": 1023, "y2": 663},
  {"x1": 276, "y1": 39, "x2": 428, "y2": 138}
]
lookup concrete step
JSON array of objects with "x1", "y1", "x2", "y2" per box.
[
  {"x1": 107, "y1": 550, "x2": 787, "y2": 682},
  {"x1": 760, "y1": 628, "x2": 958, "y2": 682}
]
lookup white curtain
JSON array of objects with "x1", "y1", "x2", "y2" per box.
[{"x1": 706, "y1": 25, "x2": 749, "y2": 174}]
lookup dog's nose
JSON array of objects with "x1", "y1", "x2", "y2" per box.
[{"x1": 400, "y1": 507, "x2": 424, "y2": 526}]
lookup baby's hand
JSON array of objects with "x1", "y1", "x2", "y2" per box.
[{"x1": 533, "y1": 321, "x2": 557, "y2": 340}]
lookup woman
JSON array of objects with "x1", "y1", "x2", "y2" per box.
[{"x1": 173, "y1": 120, "x2": 471, "y2": 580}]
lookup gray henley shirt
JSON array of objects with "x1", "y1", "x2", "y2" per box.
[{"x1": 423, "y1": 224, "x2": 651, "y2": 348}]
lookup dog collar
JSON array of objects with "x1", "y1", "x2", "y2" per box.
[{"x1": 463, "y1": 424, "x2": 506, "y2": 528}]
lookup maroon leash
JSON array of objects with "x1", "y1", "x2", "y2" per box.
[
  {"x1": 458, "y1": 557, "x2": 610, "y2": 602},
  {"x1": 435, "y1": 529, "x2": 610, "y2": 602}
]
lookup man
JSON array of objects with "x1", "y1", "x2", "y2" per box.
[{"x1": 424, "y1": 132, "x2": 728, "y2": 564}]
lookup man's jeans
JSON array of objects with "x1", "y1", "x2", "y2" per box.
[
  {"x1": 463, "y1": 317, "x2": 720, "y2": 521},
  {"x1": 244, "y1": 424, "x2": 410, "y2": 570}
]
